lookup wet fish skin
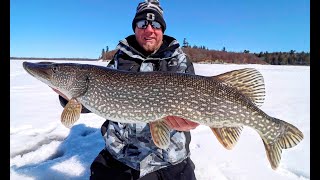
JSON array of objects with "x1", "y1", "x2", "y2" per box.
[{"x1": 22, "y1": 61, "x2": 304, "y2": 170}]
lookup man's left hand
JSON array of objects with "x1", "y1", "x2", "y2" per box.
[{"x1": 164, "y1": 116, "x2": 199, "y2": 131}]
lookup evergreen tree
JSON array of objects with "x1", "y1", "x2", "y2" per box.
[
  {"x1": 183, "y1": 38, "x2": 189, "y2": 47},
  {"x1": 101, "y1": 48, "x2": 105, "y2": 60}
]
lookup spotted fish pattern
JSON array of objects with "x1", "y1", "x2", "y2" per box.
[{"x1": 23, "y1": 61, "x2": 304, "y2": 171}]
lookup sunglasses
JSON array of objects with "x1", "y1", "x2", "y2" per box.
[{"x1": 136, "y1": 20, "x2": 162, "y2": 29}]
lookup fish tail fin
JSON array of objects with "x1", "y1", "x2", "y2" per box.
[
  {"x1": 277, "y1": 119, "x2": 304, "y2": 149},
  {"x1": 262, "y1": 138, "x2": 283, "y2": 170},
  {"x1": 262, "y1": 119, "x2": 304, "y2": 170}
]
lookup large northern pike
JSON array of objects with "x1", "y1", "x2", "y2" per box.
[{"x1": 22, "y1": 61, "x2": 303, "y2": 170}]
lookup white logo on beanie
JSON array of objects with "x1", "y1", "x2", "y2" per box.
[{"x1": 146, "y1": 13, "x2": 155, "y2": 21}]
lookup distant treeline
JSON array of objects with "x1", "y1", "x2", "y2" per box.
[
  {"x1": 182, "y1": 47, "x2": 268, "y2": 64},
  {"x1": 253, "y1": 50, "x2": 310, "y2": 65},
  {"x1": 180, "y1": 38, "x2": 310, "y2": 65},
  {"x1": 10, "y1": 57, "x2": 99, "y2": 61},
  {"x1": 101, "y1": 47, "x2": 310, "y2": 65},
  {"x1": 12, "y1": 42, "x2": 310, "y2": 66}
]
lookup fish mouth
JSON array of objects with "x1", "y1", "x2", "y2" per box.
[
  {"x1": 22, "y1": 61, "x2": 34, "y2": 76},
  {"x1": 22, "y1": 61, "x2": 54, "y2": 81}
]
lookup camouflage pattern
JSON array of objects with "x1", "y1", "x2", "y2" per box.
[{"x1": 103, "y1": 35, "x2": 194, "y2": 177}]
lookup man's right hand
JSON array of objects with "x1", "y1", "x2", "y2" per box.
[{"x1": 164, "y1": 116, "x2": 199, "y2": 131}]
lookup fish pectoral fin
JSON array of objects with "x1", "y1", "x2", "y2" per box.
[
  {"x1": 149, "y1": 119, "x2": 171, "y2": 149},
  {"x1": 210, "y1": 126, "x2": 243, "y2": 150},
  {"x1": 61, "y1": 98, "x2": 82, "y2": 128}
]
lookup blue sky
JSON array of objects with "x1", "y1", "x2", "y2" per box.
[{"x1": 10, "y1": 0, "x2": 310, "y2": 59}]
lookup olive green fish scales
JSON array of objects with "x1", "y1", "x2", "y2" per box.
[
  {"x1": 78, "y1": 67, "x2": 259, "y2": 123},
  {"x1": 22, "y1": 61, "x2": 304, "y2": 170},
  {"x1": 88, "y1": 68, "x2": 270, "y2": 131}
]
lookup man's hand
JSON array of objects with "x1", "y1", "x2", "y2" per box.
[
  {"x1": 51, "y1": 87, "x2": 69, "y2": 100},
  {"x1": 164, "y1": 116, "x2": 199, "y2": 131}
]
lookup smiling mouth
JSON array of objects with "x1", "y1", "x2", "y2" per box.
[{"x1": 144, "y1": 37, "x2": 154, "y2": 41}]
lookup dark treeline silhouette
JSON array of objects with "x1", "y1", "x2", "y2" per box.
[
  {"x1": 181, "y1": 47, "x2": 268, "y2": 64},
  {"x1": 253, "y1": 50, "x2": 310, "y2": 65},
  {"x1": 10, "y1": 57, "x2": 99, "y2": 61},
  {"x1": 99, "y1": 46, "x2": 110, "y2": 60},
  {"x1": 181, "y1": 38, "x2": 309, "y2": 65},
  {"x1": 102, "y1": 46, "x2": 310, "y2": 65},
  {"x1": 103, "y1": 49, "x2": 118, "y2": 60},
  {"x1": 11, "y1": 38, "x2": 310, "y2": 65}
]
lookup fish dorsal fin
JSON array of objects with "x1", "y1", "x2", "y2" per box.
[
  {"x1": 61, "y1": 98, "x2": 82, "y2": 128},
  {"x1": 149, "y1": 118, "x2": 171, "y2": 149},
  {"x1": 210, "y1": 126, "x2": 243, "y2": 150},
  {"x1": 215, "y1": 68, "x2": 265, "y2": 107}
]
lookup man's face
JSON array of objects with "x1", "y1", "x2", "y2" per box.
[{"x1": 135, "y1": 21, "x2": 163, "y2": 53}]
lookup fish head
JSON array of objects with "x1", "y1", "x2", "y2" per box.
[{"x1": 23, "y1": 61, "x2": 89, "y2": 98}]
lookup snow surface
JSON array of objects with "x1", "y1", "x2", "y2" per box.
[{"x1": 10, "y1": 60, "x2": 310, "y2": 180}]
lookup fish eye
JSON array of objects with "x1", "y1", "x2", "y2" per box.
[{"x1": 52, "y1": 65, "x2": 58, "y2": 73}]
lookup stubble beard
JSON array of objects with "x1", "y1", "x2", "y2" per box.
[{"x1": 142, "y1": 41, "x2": 161, "y2": 53}]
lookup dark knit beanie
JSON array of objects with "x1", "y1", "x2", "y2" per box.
[{"x1": 132, "y1": 0, "x2": 166, "y2": 32}]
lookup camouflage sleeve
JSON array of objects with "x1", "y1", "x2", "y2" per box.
[
  {"x1": 184, "y1": 57, "x2": 195, "y2": 75},
  {"x1": 106, "y1": 51, "x2": 118, "y2": 69},
  {"x1": 107, "y1": 50, "x2": 141, "y2": 72},
  {"x1": 173, "y1": 47, "x2": 195, "y2": 75}
]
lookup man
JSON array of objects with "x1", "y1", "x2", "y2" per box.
[{"x1": 54, "y1": 0, "x2": 199, "y2": 179}]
